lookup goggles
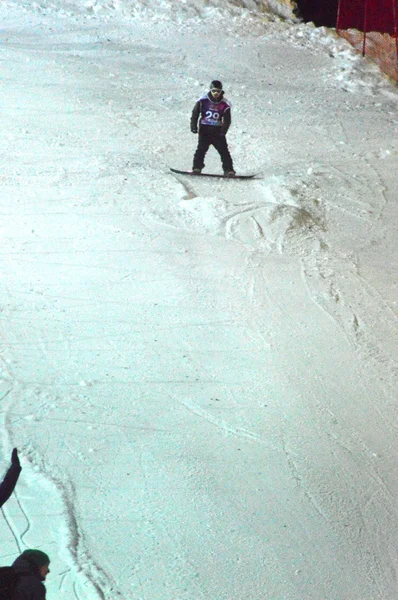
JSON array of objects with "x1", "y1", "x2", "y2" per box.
[{"x1": 211, "y1": 88, "x2": 222, "y2": 95}]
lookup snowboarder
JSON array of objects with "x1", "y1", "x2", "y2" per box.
[
  {"x1": 11, "y1": 550, "x2": 50, "y2": 600},
  {"x1": 191, "y1": 80, "x2": 236, "y2": 177},
  {"x1": 0, "y1": 449, "x2": 21, "y2": 509}
]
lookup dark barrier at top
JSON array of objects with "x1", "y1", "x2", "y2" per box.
[{"x1": 337, "y1": 0, "x2": 398, "y2": 34}]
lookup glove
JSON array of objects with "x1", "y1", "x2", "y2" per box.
[
  {"x1": 11, "y1": 448, "x2": 20, "y2": 468},
  {"x1": 191, "y1": 128, "x2": 198, "y2": 134}
]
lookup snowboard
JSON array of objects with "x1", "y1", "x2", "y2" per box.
[{"x1": 170, "y1": 168, "x2": 256, "y2": 180}]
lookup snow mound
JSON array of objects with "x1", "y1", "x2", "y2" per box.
[
  {"x1": 7, "y1": 0, "x2": 264, "y2": 20},
  {"x1": 144, "y1": 173, "x2": 326, "y2": 258},
  {"x1": 272, "y1": 22, "x2": 398, "y2": 97}
]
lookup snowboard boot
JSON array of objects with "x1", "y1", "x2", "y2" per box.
[
  {"x1": 192, "y1": 168, "x2": 202, "y2": 175},
  {"x1": 224, "y1": 170, "x2": 236, "y2": 178}
]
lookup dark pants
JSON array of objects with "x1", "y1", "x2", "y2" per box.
[{"x1": 193, "y1": 131, "x2": 234, "y2": 172}]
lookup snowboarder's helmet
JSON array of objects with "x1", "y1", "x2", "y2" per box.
[{"x1": 210, "y1": 80, "x2": 223, "y2": 91}]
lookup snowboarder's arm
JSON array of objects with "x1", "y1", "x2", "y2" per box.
[
  {"x1": 220, "y1": 108, "x2": 231, "y2": 135},
  {"x1": 0, "y1": 448, "x2": 22, "y2": 508},
  {"x1": 190, "y1": 101, "x2": 201, "y2": 133}
]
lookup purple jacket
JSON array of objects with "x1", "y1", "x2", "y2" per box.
[{"x1": 191, "y1": 91, "x2": 232, "y2": 135}]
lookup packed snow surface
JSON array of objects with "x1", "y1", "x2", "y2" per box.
[{"x1": 1, "y1": 0, "x2": 398, "y2": 599}]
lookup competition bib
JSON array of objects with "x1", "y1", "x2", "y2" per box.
[
  {"x1": 202, "y1": 107, "x2": 222, "y2": 126},
  {"x1": 199, "y1": 96, "x2": 230, "y2": 128}
]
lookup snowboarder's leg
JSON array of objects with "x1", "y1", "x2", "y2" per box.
[
  {"x1": 212, "y1": 135, "x2": 234, "y2": 173},
  {"x1": 193, "y1": 135, "x2": 211, "y2": 171}
]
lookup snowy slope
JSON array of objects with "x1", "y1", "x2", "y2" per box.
[{"x1": 1, "y1": 2, "x2": 398, "y2": 599}]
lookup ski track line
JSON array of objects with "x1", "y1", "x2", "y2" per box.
[
  {"x1": 299, "y1": 260, "x2": 360, "y2": 353},
  {"x1": 179, "y1": 398, "x2": 266, "y2": 444},
  {"x1": 0, "y1": 505, "x2": 23, "y2": 554},
  {"x1": 302, "y1": 255, "x2": 398, "y2": 376}
]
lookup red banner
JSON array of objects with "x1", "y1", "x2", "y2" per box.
[{"x1": 338, "y1": 0, "x2": 398, "y2": 34}]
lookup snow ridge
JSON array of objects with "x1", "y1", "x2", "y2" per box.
[
  {"x1": 6, "y1": 0, "x2": 262, "y2": 20},
  {"x1": 1, "y1": 421, "x2": 115, "y2": 600}
]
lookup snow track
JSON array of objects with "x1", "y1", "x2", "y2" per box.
[{"x1": 1, "y1": 4, "x2": 398, "y2": 599}]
